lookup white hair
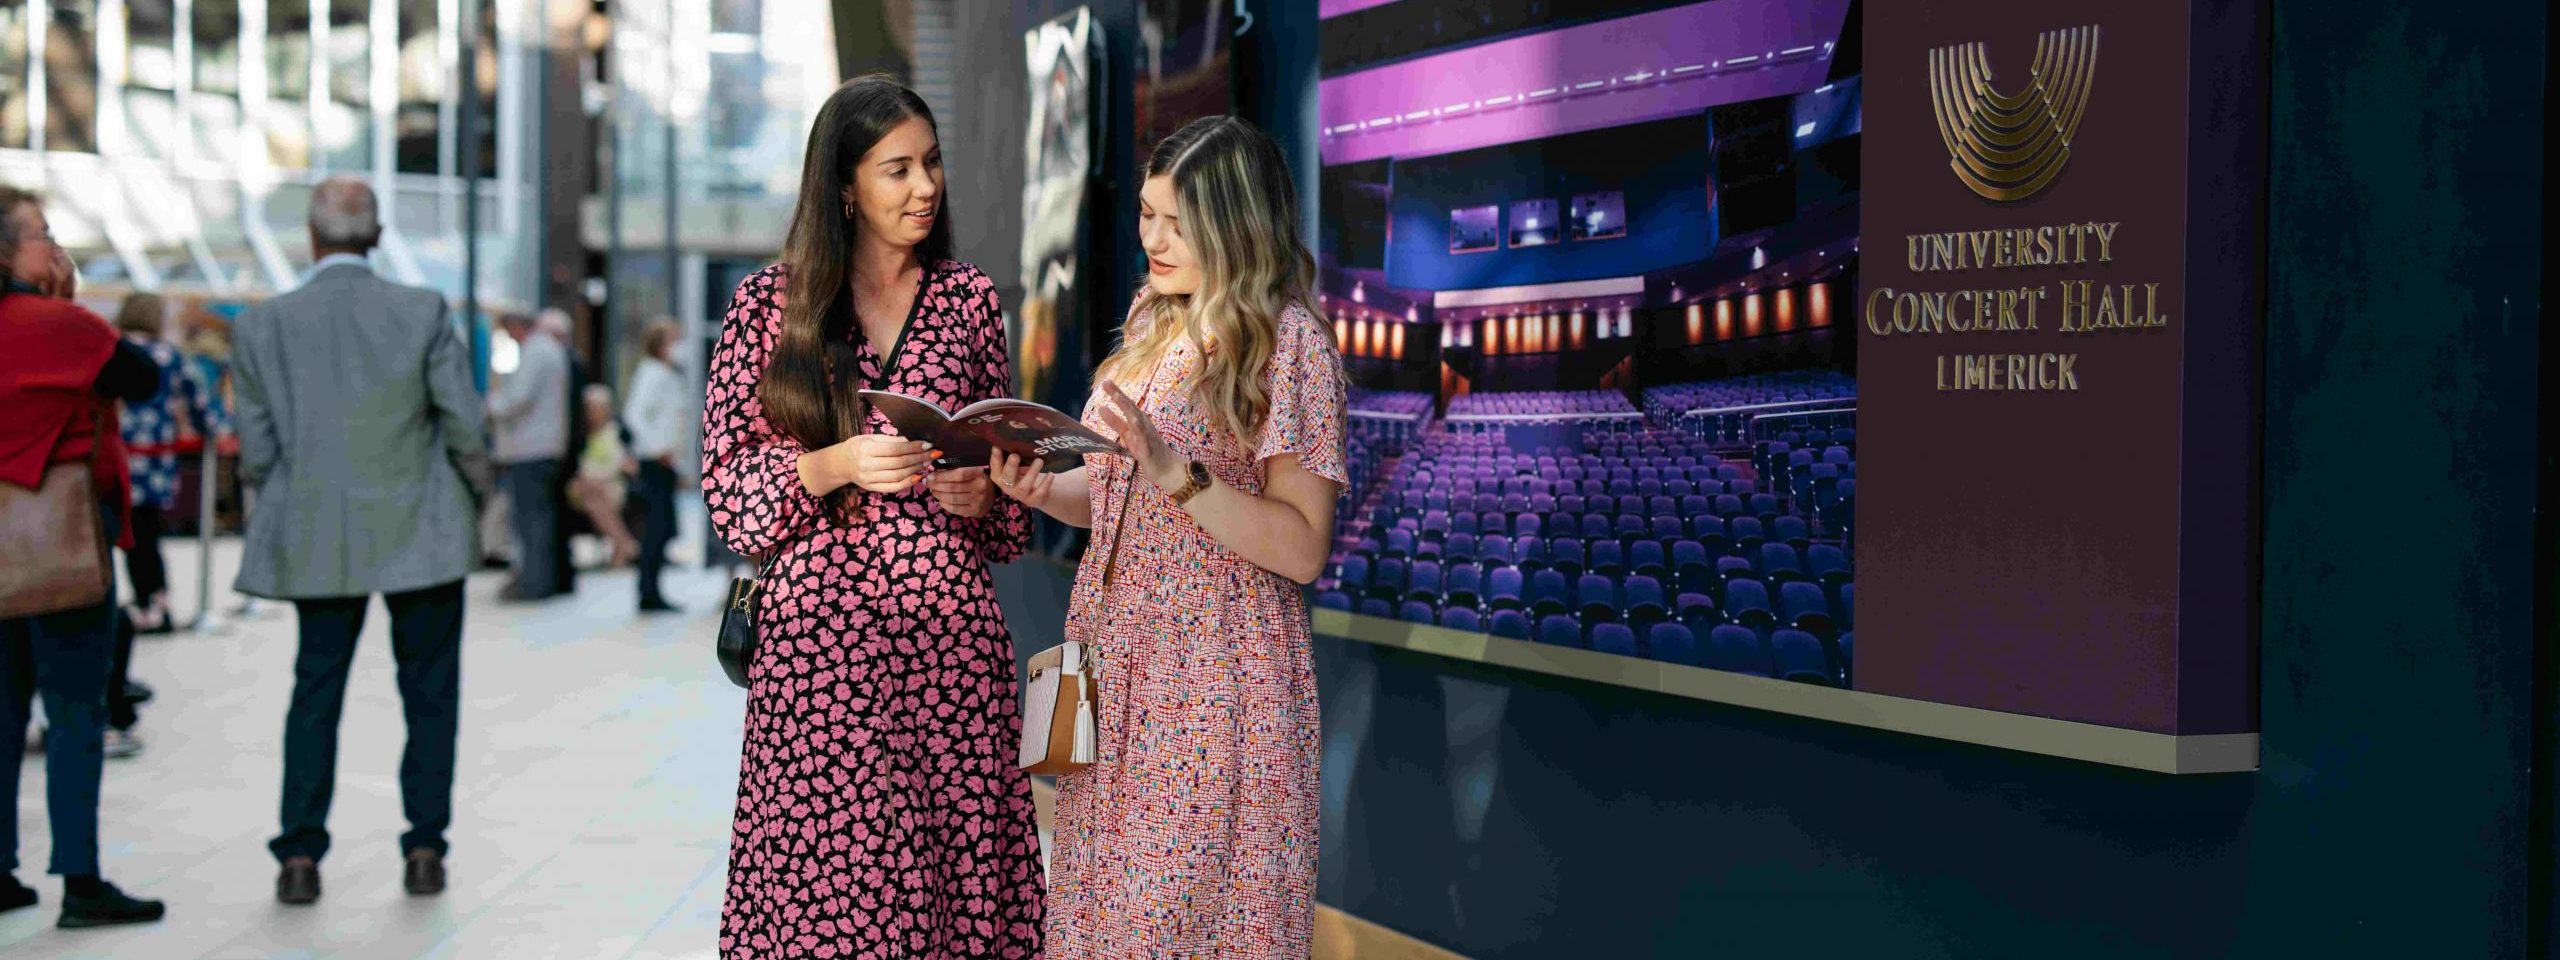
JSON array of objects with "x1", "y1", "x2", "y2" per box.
[{"x1": 309, "y1": 176, "x2": 380, "y2": 250}]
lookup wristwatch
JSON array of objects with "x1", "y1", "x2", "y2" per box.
[{"x1": 1169, "y1": 459, "x2": 1213, "y2": 507}]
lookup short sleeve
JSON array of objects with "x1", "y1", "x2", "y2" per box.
[{"x1": 1253, "y1": 306, "x2": 1348, "y2": 487}]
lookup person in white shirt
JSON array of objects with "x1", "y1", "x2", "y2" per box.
[{"x1": 621, "y1": 318, "x2": 690, "y2": 613}]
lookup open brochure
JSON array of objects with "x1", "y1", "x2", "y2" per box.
[{"x1": 860, "y1": 390, "x2": 1122, "y2": 474}]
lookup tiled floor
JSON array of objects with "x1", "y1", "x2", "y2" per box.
[{"x1": 4, "y1": 517, "x2": 753, "y2": 958}]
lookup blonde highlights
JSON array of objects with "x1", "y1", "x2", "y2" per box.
[{"x1": 1096, "y1": 117, "x2": 1316, "y2": 449}]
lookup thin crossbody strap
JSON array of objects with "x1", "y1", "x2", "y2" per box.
[{"x1": 1093, "y1": 360, "x2": 1164, "y2": 590}]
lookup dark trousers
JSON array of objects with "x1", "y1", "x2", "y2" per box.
[
  {"x1": 123, "y1": 504, "x2": 168, "y2": 603},
  {"x1": 107, "y1": 609, "x2": 136, "y2": 731},
  {"x1": 1, "y1": 507, "x2": 120, "y2": 878},
  {"x1": 502, "y1": 459, "x2": 565, "y2": 598},
  {"x1": 634, "y1": 461, "x2": 678, "y2": 607},
  {"x1": 270, "y1": 580, "x2": 464, "y2": 864}
]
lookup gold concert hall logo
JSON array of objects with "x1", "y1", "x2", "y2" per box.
[{"x1": 1927, "y1": 25, "x2": 2101, "y2": 202}]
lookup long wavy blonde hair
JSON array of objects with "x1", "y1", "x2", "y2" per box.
[{"x1": 1095, "y1": 116, "x2": 1317, "y2": 448}]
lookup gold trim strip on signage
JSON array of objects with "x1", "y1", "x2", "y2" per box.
[{"x1": 1315, "y1": 609, "x2": 2259, "y2": 775}]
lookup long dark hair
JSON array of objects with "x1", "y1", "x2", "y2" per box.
[{"x1": 758, "y1": 75, "x2": 954, "y2": 455}]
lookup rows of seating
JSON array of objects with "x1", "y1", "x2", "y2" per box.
[
  {"x1": 1642, "y1": 369, "x2": 1857, "y2": 423},
  {"x1": 1446, "y1": 390, "x2": 1638, "y2": 418},
  {"x1": 1321, "y1": 422, "x2": 1856, "y2": 686},
  {"x1": 1347, "y1": 388, "x2": 1435, "y2": 418}
]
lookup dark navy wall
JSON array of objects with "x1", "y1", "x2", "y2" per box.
[{"x1": 1385, "y1": 116, "x2": 1715, "y2": 293}]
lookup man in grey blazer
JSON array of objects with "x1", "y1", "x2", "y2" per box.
[{"x1": 229, "y1": 176, "x2": 489, "y2": 905}]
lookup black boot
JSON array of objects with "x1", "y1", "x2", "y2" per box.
[
  {"x1": 57, "y1": 876, "x2": 165, "y2": 929},
  {"x1": 1, "y1": 875, "x2": 36, "y2": 913}
]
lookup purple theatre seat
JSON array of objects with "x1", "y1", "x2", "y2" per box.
[
  {"x1": 1651, "y1": 515, "x2": 1686, "y2": 543},
  {"x1": 1780, "y1": 580, "x2": 1835, "y2": 637},
  {"x1": 1761, "y1": 543, "x2": 1805, "y2": 582},
  {"x1": 1589, "y1": 623, "x2": 1638, "y2": 657},
  {"x1": 1704, "y1": 625, "x2": 1775, "y2": 676},
  {"x1": 1515, "y1": 535, "x2": 1552, "y2": 573},
  {"x1": 1536, "y1": 614, "x2": 1584, "y2": 648},
  {"x1": 1370, "y1": 557, "x2": 1408, "y2": 602},
  {"x1": 1807, "y1": 545, "x2": 1851, "y2": 587},
  {"x1": 1724, "y1": 580, "x2": 1777, "y2": 632},
  {"x1": 1400, "y1": 600, "x2": 1436, "y2": 624},
  {"x1": 1773, "y1": 516, "x2": 1811, "y2": 550},
  {"x1": 1837, "y1": 631, "x2": 1854, "y2": 684},
  {"x1": 1581, "y1": 514, "x2": 1614, "y2": 540},
  {"x1": 1824, "y1": 445, "x2": 1853, "y2": 465},
  {"x1": 1406, "y1": 561, "x2": 1444, "y2": 603},
  {"x1": 1528, "y1": 570, "x2": 1573, "y2": 618},
  {"x1": 1340, "y1": 555, "x2": 1371, "y2": 593},
  {"x1": 1730, "y1": 517, "x2": 1767, "y2": 554},
  {"x1": 1715, "y1": 556, "x2": 1756, "y2": 582},
  {"x1": 1358, "y1": 597, "x2": 1395, "y2": 619},
  {"x1": 1630, "y1": 540, "x2": 1668, "y2": 577},
  {"x1": 1577, "y1": 574, "x2": 1620, "y2": 623},
  {"x1": 1385, "y1": 527, "x2": 1416, "y2": 558},
  {"x1": 1648, "y1": 495, "x2": 1678, "y2": 518},
  {"x1": 1713, "y1": 495, "x2": 1745, "y2": 518},
  {"x1": 1451, "y1": 512, "x2": 1479, "y2": 537},
  {"x1": 1588, "y1": 541, "x2": 1626, "y2": 578},
  {"x1": 1676, "y1": 592, "x2": 1720, "y2": 627},
  {"x1": 1647, "y1": 623, "x2": 1701, "y2": 666},
  {"x1": 1479, "y1": 510, "x2": 1509, "y2": 537},
  {"x1": 1839, "y1": 582, "x2": 1856, "y2": 629},
  {"x1": 1490, "y1": 609, "x2": 1532, "y2": 640},
  {"x1": 1478, "y1": 534, "x2": 1514, "y2": 566},
  {"x1": 1623, "y1": 576, "x2": 1669, "y2": 627},
  {"x1": 1770, "y1": 629, "x2": 1837, "y2": 685},
  {"x1": 1444, "y1": 563, "x2": 1484, "y2": 609},
  {"x1": 1537, "y1": 537, "x2": 1573, "y2": 576},
  {"x1": 1513, "y1": 514, "x2": 1543, "y2": 539},
  {"x1": 1487, "y1": 565, "x2": 1526, "y2": 610},
  {"x1": 1315, "y1": 590, "x2": 1352, "y2": 611},
  {"x1": 1440, "y1": 607, "x2": 1483, "y2": 632}
]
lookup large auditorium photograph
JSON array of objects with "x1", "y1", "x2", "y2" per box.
[{"x1": 1313, "y1": 0, "x2": 1862, "y2": 687}]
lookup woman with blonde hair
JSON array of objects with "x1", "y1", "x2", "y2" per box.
[{"x1": 990, "y1": 115, "x2": 1347, "y2": 957}]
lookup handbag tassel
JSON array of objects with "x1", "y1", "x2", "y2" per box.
[{"x1": 1070, "y1": 679, "x2": 1097, "y2": 765}]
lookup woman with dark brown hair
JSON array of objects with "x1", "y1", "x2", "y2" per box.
[{"x1": 700, "y1": 76, "x2": 1042, "y2": 958}]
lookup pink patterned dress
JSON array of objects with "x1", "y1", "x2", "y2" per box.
[
  {"x1": 1046, "y1": 300, "x2": 1347, "y2": 958},
  {"x1": 703, "y1": 261, "x2": 1044, "y2": 959}
]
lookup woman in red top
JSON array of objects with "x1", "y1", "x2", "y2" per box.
[{"x1": 0, "y1": 185, "x2": 168, "y2": 927}]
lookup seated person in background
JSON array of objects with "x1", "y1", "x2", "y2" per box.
[{"x1": 569, "y1": 384, "x2": 639, "y2": 568}]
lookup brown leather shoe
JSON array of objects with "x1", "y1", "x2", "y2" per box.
[
  {"x1": 276, "y1": 857, "x2": 320, "y2": 905},
  {"x1": 403, "y1": 849, "x2": 445, "y2": 896}
]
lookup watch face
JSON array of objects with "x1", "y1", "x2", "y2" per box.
[{"x1": 1189, "y1": 461, "x2": 1212, "y2": 486}]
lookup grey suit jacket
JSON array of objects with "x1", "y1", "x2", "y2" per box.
[{"x1": 231, "y1": 263, "x2": 492, "y2": 599}]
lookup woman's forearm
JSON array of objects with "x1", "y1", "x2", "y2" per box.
[
  {"x1": 1038, "y1": 466, "x2": 1096, "y2": 528},
  {"x1": 1179, "y1": 477, "x2": 1332, "y2": 584}
]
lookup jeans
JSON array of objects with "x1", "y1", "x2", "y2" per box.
[{"x1": 0, "y1": 504, "x2": 120, "y2": 877}]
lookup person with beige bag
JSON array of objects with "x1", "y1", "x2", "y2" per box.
[
  {"x1": 990, "y1": 116, "x2": 1346, "y2": 959},
  {"x1": 0, "y1": 184, "x2": 170, "y2": 928}
]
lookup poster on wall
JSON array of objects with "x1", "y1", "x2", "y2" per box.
[
  {"x1": 1314, "y1": 0, "x2": 2262, "y2": 770},
  {"x1": 1134, "y1": 0, "x2": 1233, "y2": 159},
  {"x1": 1020, "y1": 8, "x2": 1099, "y2": 418}
]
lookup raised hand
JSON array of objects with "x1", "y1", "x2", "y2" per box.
[{"x1": 1094, "y1": 380, "x2": 1180, "y2": 492}]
